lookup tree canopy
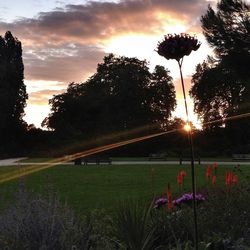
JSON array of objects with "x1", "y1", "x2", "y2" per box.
[
  {"x1": 0, "y1": 31, "x2": 28, "y2": 142},
  {"x1": 190, "y1": 0, "x2": 250, "y2": 128},
  {"x1": 43, "y1": 54, "x2": 176, "y2": 137}
]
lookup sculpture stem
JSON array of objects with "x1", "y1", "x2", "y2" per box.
[{"x1": 178, "y1": 59, "x2": 198, "y2": 250}]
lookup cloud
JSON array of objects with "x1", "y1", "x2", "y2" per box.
[
  {"x1": 0, "y1": 0, "x2": 215, "y2": 104},
  {"x1": 28, "y1": 89, "x2": 65, "y2": 105},
  {"x1": 23, "y1": 44, "x2": 106, "y2": 82},
  {"x1": 0, "y1": 0, "x2": 212, "y2": 47},
  {"x1": 0, "y1": 0, "x2": 213, "y2": 84}
]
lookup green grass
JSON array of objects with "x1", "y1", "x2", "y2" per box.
[
  {"x1": 18, "y1": 156, "x2": 234, "y2": 163},
  {"x1": 19, "y1": 158, "x2": 53, "y2": 163},
  {"x1": 0, "y1": 163, "x2": 249, "y2": 215}
]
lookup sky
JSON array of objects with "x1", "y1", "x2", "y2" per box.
[{"x1": 0, "y1": 0, "x2": 220, "y2": 128}]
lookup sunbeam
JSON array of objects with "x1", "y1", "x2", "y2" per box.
[
  {"x1": 0, "y1": 129, "x2": 178, "y2": 184},
  {"x1": 203, "y1": 112, "x2": 250, "y2": 126}
]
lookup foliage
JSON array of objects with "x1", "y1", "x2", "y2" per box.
[
  {"x1": 113, "y1": 200, "x2": 156, "y2": 250},
  {"x1": 43, "y1": 54, "x2": 176, "y2": 138},
  {"x1": 0, "y1": 184, "x2": 92, "y2": 250},
  {"x1": 0, "y1": 31, "x2": 28, "y2": 146},
  {"x1": 1, "y1": 165, "x2": 250, "y2": 249},
  {"x1": 190, "y1": 0, "x2": 250, "y2": 139}
]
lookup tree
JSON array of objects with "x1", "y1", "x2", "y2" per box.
[
  {"x1": 0, "y1": 31, "x2": 28, "y2": 143},
  {"x1": 201, "y1": 0, "x2": 250, "y2": 78},
  {"x1": 190, "y1": 0, "x2": 250, "y2": 126},
  {"x1": 190, "y1": 58, "x2": 243, "y2": 127},
  {"x1": 190, "y1": 0, "x2": 250, "y2": 148},
  {"x1": 43, "y1": 54, "x2": 176, "y2": 137}
]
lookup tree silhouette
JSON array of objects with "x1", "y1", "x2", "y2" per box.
[
  {"x1": 0, "y1": 31, "x2": 28, "y2": 144},
  {"x1": 190, "y1": 0, "x2": 250, "y2": 127},
  {"x1": 43, "y1": 54, "x2": 176, "y2": 137}
]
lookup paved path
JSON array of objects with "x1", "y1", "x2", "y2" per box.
[
  {"x1": 0, "y1": 158, "x2": 250, "y2": 166},
  {"x1": 0, "y1": 157, "x2": 27, "y2": 166}
]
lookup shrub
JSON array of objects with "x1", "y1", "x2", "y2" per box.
[
  {"x1": 0, "y1": 184, "x2": 91, "y2": 250},
  {"x1": 113, "y1": 200, "x2": 157, "y2": 250}
]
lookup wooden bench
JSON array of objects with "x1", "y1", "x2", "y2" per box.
[
  {"x1": 74, "y1": 158, "x2": 82, "y2": 165},
  {"x1": 179, "y1": 157, "x2": 201, "y2": 165},
  {"x1": 97, "y1": 158, "x2": 112, "y2": 165},
  {"x1": 232, "y1": 154, "x2": 250, "y2": 161},
  {"x1": 74, "y1": 157, "x2": 112, "y2": 165}
]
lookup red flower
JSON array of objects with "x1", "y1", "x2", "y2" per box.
[
  {"x1": 180, "y1": 170, "x2": 186, "y2": 177},
  {"x1": 213, "y1": 163, "x2": 218, "y2": 169},
  {"x1": 226, "y1": 171, "x2": 233, "y2": 186},
  {"x1": 233, "y1": 175, "x2": 238, "y2": 185},
  {"x1": 177, "y1": 173, "x2": 183, "y2": 186},
  {"x1": 212, "y1": 175, "x2": 216, "y2": 185},
  {"x1": 167, "y1": 183, "x2": 172, "y2": 209},
  {"x1": 177, "y1": 170, "x2": 186, "y2": 187},
  {"x1": 213, "y1": 163, "x2": 218, "y2": 175},
  {"x1": 206, "y1": 165, "x2": 212, "y2": 179}
]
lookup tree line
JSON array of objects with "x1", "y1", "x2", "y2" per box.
[{"x1": 0, "y1": 0, "x2": 249, "y2": 157}]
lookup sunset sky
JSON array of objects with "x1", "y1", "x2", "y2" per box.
[{"x1": 0, "y1": 0, "x2": 224, "y2": 128}]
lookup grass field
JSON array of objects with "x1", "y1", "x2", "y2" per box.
[
  {"x1": 19, "y1": 156, "x2": 233, "y2": 163},
  {"x1": 0, "y1": 163, "x2": 249, "y2": 215}
]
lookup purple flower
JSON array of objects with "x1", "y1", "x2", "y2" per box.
[
  {"x1": 173, "y1": 193, "x2": 205, "y2": 207},
  {"x1": 156, "y1": 34, "x2": 201, "y2": 61},
  {"x1": 154, "y1": 197, "x2": 167, "y2": 209}
]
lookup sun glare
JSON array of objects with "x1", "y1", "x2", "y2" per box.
[
  {"x1": 24, "y1": 105, "x2": 51, "y2": 128},
  {"x1": 184, "y1": 123, "x2": 191, "y2": 132},
  {"x1": 104, "y1": 34, "x2": 157, "y2": 59}
]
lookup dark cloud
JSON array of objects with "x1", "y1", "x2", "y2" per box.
[{"x1": 23, "y1": 44, "x2": 106, "y2": 82}]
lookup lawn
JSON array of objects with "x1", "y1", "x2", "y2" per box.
[{"x1": 0, "y1": 163, "x2": 249, "y2": 215}]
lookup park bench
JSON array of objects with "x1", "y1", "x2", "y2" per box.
[
  {"x1": 74, "y1": 157, "x2": 112, "y2": 165},
  {"x1": 148, "y1": 154, "x2": 168, "y2": 161},
  {"x1": 97, "y1": 158, "x2": 112, "y2": 165},
  {"x1": 232, "y1": 154, "x2": 250, "y2": 161},
  {"x1": 179, "y1": 156, "x2": 201, "y2": 165}
]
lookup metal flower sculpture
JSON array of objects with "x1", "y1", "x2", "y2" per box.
[
  {"x1": 157, "y1": 34, "x2": 201, "y2": 121},
  {"x1": 156, "y1": 33, "x2": 201, "y2": 250},
  {"x1": 157, "y1": 34, "x2": 201, "y2": 61}
]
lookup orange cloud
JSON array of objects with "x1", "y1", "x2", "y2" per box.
[{"x1": 28, "y1": 89, "x2": 65, "y2": 105}]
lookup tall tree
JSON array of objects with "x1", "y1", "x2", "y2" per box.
[
  {"x1": 190, "y1": 0, "x2": 250, "y2": 127},
  {"x1": 0, "y1": 31, "x2": 28, "y2": 142},
  {"x1": 43, "y1": 54, "x2": 176, "y2": 137}
]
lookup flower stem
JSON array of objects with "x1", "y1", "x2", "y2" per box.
[
  {"x1": 178, "y1": 59, "x2": 198, "y2": 250},
  {"x1": 178, "y1": 60, "x2": 189, "y2": 120}
]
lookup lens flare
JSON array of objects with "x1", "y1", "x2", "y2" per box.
[
  {"x1": 184, "y1": 123, "x2": 191, "y2": 132},
  {"x1": 0, "y1": 129, "x2": 179, "y2": 184}
]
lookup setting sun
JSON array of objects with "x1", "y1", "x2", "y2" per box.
[{"x1": 184, "y1": 123, "x2": 192, "y2": 132}]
